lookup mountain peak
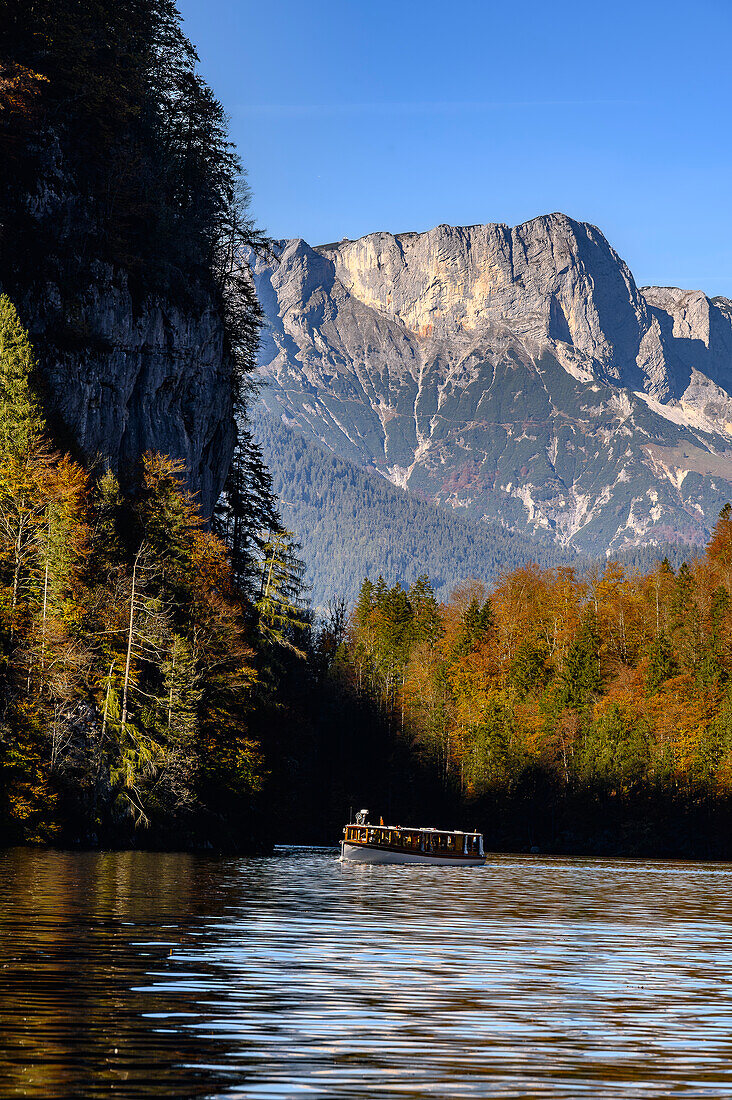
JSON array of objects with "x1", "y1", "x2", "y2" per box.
[
  {"x1": 249, "y1": 213, "x2": 732, "y2": 554},
  {"x1": 312, "y1": 214, "x2": 643, "y2": 383}
]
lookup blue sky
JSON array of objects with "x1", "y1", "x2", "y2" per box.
[{"x1": 179, "y1": 0, "x2": 732, "y2": 296}]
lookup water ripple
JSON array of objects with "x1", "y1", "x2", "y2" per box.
[{"x1": 1, "y1": 848, "x2": 732, "y2": 1096}]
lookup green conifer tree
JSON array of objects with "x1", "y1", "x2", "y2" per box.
[
  {"x1": 408, "y1": 575, "x2": 442, "y2": 647},
  {"x1": 509, "y1": 638, "x2": 551, "y2": 698},
  {"x1": 457, "y1": 595, "x2": 494, "y2": 654},
  {"x1": 0, "y1": 295, "x2": 46, "y2": 462},
  {"x1": 645, "y1": 633, "x2": 677, "y2": 695},
  {"x1": 559, "y1": 610, "x2": 601, "y2": 710},
  {"x1": 256, "y1": 528, "x2": 308, "y2": 656}
]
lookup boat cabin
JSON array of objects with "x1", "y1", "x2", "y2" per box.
[{"x1": 343, "y1": 823, "x2": 483, "y2": 858}]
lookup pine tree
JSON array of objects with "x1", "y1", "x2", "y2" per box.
[
  {"x1": 457, "y1": 595, "x2": 494, "y2": 654},
  {"x1": 214, "y1": 425, "x2": 280, "y2": 595},
  {"x1": 88, "y1": 469, "x2": 124, "y2": 582},
  {"x1": 0, "y1": 295, "x2": 46, "y2": 461},
  {"x1": 509, "y1": 638, "x2": 550, "y2": 698},
  {"x1": 409, "y1": 575, "x2": 442, "y2": 648},
  {"x1": 354, "y1": 578, "x2": 375, "y2": 628}
]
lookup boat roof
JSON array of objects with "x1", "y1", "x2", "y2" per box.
[{"x1": 352, "y1": 823, "x2": 481, "y2": 837}]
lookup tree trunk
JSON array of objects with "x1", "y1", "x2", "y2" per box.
[{"x1": 121, "y1": 548, "x2": 141, "y2": 736}]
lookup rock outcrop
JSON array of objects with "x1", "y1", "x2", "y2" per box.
[
  {"x1": 250, "y1": 214, "x2": 732, "y2": 553},
  {"x1": 12, "y1": 268, "x2": 236, "y2": 519}
]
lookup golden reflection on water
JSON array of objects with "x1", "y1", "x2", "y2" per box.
[{"x1": 2, "y1": 848, "x2": 732, "y2": 1097}]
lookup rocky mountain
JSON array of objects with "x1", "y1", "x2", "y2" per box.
[
  {"x1": 253, "y1": 413, "x2": 695, "y2": 604},
  {"x1": 250, "y1": 214, "x2": 732, "y2": 553}
]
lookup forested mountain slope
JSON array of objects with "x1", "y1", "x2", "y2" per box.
[
  {"x1": 254, "y1": 412, "x2": 572, "y2": 603},
  {"x1": 251, "y1": 216, "x2": 732, "y2": 552},
  {"x1": 254, "y1": 412, "x2": 694, "y2": 604}
]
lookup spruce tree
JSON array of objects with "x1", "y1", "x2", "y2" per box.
[
  {"x1": 354, "y1": 578, "x2": 375, "y2": 628},
  {"x1": 645, "y1": 633, "x2": 677, "y2": 695},
  {"x1": 510, "y1": 638, "x2": 550, "y2": 698},
  {"x1": 409, "y1": 575, "x2": 441, "y2": 647},
  {"x1": 215, "y1": 425, "x2": 280, "y2": 595},
  {"x1": 0, "y1": 295, "x2": 46, "y2": 462},
  {"x1": 559, "y1": 610, "x2": 601, "y2": 710},
  {"x1": 458, "y1": 595, "x2": 494, "y2": 654}
]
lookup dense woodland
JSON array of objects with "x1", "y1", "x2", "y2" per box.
[
  {"x1": 256, "y1": 412, "x2": 574, "y2": 604},
  {"x1": 0, "y1": 0, "x2": 309, "y2": 847},
  {"x1": 326, "y1": 532, "x2": 732, "y2": 855},
  {"x1": 2, "y1": 0, "x2": 732, "y2": 857},
  {"x1": 0, "y1": 296, "x2": 313, "y2": 846}
]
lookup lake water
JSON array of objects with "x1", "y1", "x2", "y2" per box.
[{"x1": 1, "y1": 848, "x2": 732, "y2": 1098}]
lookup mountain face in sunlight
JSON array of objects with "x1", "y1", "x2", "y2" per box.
[{"x1": 250, "y1": 214, "x2": 732, "y2": 553}]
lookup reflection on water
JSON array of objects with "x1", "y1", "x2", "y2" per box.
[{"x1": 1, "y1": 848, "x2": 732, "y2": 1097}]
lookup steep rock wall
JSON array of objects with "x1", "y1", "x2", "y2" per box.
[
  {"x1": 251, "y1": 214, "x2": 732, "y2": 553},
  {"x1": 10, "y1": 267, "x2": 236, "y2": 519}
]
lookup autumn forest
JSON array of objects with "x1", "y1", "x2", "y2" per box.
[{"x1": 4, "y1": 0, "x2": 732, "y2": 856}]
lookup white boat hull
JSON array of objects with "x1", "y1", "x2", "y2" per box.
[{"x1": 340, "y1": 842, "x2": 485, "y2": 866}]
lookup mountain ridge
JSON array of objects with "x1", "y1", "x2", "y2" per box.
[{"x1": 249, "y1": 213, "x2": 732, "y2": 553}]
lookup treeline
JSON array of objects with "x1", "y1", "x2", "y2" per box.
[
  {"x1": 335, "y1": 525, "x2": 732, "y2": 855},
  {"x1": 0, "y1": 297, "x2": 308, "y2": 847}
]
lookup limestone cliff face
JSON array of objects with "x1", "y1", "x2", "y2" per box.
[
  {"x1": 251, "y1": 214, "x2": 732, "y2": 553},
  {"x1": 319, "y1": 217, "x2": 646, "y2": 380},
  {"x1": 15, "y1": 268, "x2": 236, "y2": 519}
]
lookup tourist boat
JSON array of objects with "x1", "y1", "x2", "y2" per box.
[{"x1": 340, "y1": 811, "x2": 485, "y2": 866}]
